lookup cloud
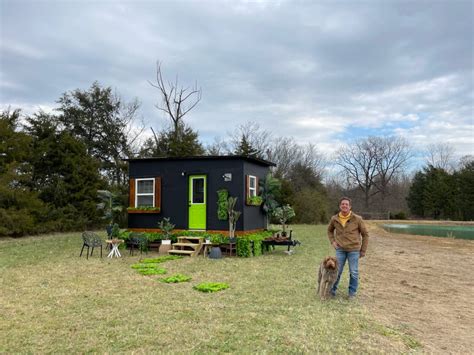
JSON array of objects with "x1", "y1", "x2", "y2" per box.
[{"x1": 0, "y1": 0, "x2": 472, "y2": 167}]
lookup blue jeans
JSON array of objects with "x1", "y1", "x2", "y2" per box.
[{"x1": 331, "y1": 249, "x2": 360, "y2": 296}]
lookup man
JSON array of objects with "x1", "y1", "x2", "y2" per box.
[{"x1": 327, "y1": 197, "x2": 369, "y2": 299}]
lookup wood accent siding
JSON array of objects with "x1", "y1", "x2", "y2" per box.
[{"x1": 129, "y1": 178, "x2": 135, "y2": 207}]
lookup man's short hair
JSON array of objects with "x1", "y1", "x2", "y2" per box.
[{"x1": 339, "y1": 197, "x2": 352, "y2": 205}]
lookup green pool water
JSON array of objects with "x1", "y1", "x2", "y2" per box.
[{"x1": 382, "y1": 224, "x2": 474, "y2": 240}]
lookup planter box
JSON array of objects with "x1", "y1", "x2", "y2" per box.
[{"x1": 127, "y1": 209, "x2": 161, "y2": 214}]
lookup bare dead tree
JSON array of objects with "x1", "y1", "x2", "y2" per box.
[
  {"x1": 149, "y1": 61, "x2": 202, "y2": 138},
  {"x1": 335, "y1": 137, "x2": 381, "y2": 209},
  {"x1": 373, "y1": 136, "x2": 412, "y2": 211},
  {"x1": 425, "y1": 142, "x2": 455, "y2": 171}
]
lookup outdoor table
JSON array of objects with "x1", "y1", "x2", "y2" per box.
[
  {"x1": 106, "y1": 239, "x2": 124, "y2": 258},
  {"x1": 202, "y1": 242, "x2": 220, "y2": 258}
]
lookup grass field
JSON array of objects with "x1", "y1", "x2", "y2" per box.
[{"x1": 0, "y1": 225, "x2": 415, "y2": 353}]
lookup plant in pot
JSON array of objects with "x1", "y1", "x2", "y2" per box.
[
  {"x1": 227, "y1": 196, "x2": 241, "y2": 243},
  {"x1": 97, "y1": 190, "x2": 123, "y2": 237},
  {"x1": 158, "y1": 217, "x2": 175, "y2": 255},
  {"x1": 272, "y1": 205, "x2": 295, "y2": 237}
]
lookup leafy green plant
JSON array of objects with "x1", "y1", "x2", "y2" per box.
[
  {"x1": 259, "y1": 173, "x2": 281, "y2": 229},
  {"x1": 193, "y1": 282, "x2": 229, "y2": 293},
  {"x1": 246, "y1": 195, "x2": 263, "y2": 206},
  {"x1": 217, "y1": 189, "x2": 229, "y2": 220},
  {"x1": 127, "y1": 206, "x2": 161, "y2": 212},
  {"x1": 160, "y1": 274, "x2": 192, "y2": 283},
  {"x1": 110, "y1": 223, "x2": 120, "y2": 238},
  {"x1": 140, "y1": 255, "x2": 183, "y2": 264},
  {"x1": 158, "y1": 217, "x2": 175, "y2": 240},
  {"x1": 97, "y1": 190, "x2": 123, "y2": 226},
  {"x1": 130, "y1": 263, "x2": 157, "y2": 269},
  {"x1": 272, "y1": 205, "x2": 296, "y2": 234},
  {"x1": 137, "y1": 268, "x2": 167, "y2": 276}
]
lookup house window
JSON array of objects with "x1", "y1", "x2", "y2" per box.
[
  {"x1": 248, "y1": 175, "x2": 257, "y2": 198},
  {"x1": 136, "y1": 178, "x2": 155, "y2": 207}
]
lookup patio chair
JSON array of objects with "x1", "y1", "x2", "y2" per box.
[
  {"x1": 80, "y1": 231, "x2": 103, "y2": 259},
  {"x1": 129, "y1": 232, "x2": 148, "y2": 256}
]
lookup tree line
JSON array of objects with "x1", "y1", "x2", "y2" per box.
[{"x1": 1, "y1": 67, "x2": 473, "y2": 236}]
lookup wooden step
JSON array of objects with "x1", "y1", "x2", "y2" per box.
[
  {"x1": 168, "y1": 249, "x2": 195, "y2": 255},
  {"x1": 177, "y1": 236, "x2": 204, "y2": 243},
  {"x1": 172, "y1": 243, "x2": 201, "y2": 248}
]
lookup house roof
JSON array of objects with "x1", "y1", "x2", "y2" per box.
[{"x1": 125, "y1": 155, "x2": 276, "y2": 167}]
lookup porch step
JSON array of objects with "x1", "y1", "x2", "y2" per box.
[
  {"x1": 169, "y1": 236, "x2": 204, "y2": 257},
  {"x1": 172, "y1": 242, "x2": 201, "y2": 249},
  {"x1": 168, "y1": 249, "x2": 195, "y2": 255}
]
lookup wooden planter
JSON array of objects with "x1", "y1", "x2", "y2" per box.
[{"x1": 127, "y1": 209, "x2": 161, "y2": 214}]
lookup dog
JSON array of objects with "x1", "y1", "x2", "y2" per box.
[{"x1": 317, "y1": 256, "x2": 339, "y2": 300}]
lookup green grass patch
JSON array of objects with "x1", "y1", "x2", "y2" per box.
[
  {"x1": 193, "y1": 282, "x2": 229, "y2": 293},
  {"x1": 137, "y1": 267, "x2": 167, "y2": 275},
  {"x1": 160, "y1": 274, "x2": 192, "y2": 283},
  {"x1": 130, "y1": 263, "x2": 157, "y2": 269},
  {"x1": 140, "y1": 255, "x2": 183, "y2": 263}
]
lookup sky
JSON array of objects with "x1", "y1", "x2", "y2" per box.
[{"x1": 1, "y1": 0, "x2": 473, "y2": 168}]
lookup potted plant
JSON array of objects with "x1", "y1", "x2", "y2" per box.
[
  {"x1": 272, "y1": 205, "x2": 295, "y2": 237},
  {"x1": 227, "y1": 196, "x2": 241, "y2": 243},
  {"x1": 97, "y1": 190, "x2": 123, "y2": 237},
  {"x1": 158, "y1": 217, "x2": 175, "y2": 255}
]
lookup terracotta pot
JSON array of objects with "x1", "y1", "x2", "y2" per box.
[{"x1": 159, "y1": 240, "x2": 172, "y2": 255}]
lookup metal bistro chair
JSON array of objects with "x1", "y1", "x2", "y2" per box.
[
  {"x1": 80, "y1": 231, "x2": 103, "y2": 259},
  {"x1": 129, "y1": 232, "x2": 148, "y2": 256}
]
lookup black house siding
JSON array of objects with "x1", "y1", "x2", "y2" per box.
[{"x1": 129, "y1": 157, "x2": 273, "y2": 231}]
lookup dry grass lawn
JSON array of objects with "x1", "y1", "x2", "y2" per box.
[{"x1": 0, "y1": 225, "x2": 435, "y2": 353}]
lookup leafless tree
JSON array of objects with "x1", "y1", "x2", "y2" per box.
[
  {"x1": 425, "y1": 142, "x2": 455, "y2": 171},
  {"x1": 266, "y1": 137, "x2": 326, "y2": 180},
  {"x1": 228, "y1": 121, "x2": 273, "y2": 159},
  {"x1": 205, "y1": 137, "x2": 230, "y2": 155},
  {"x1": 373, "y1": 136, "x2": 412, "y2": 211},
  {"x1": 335, "y1": 137, "x2": 381, "y2": 209},
  {"x1": 149, "y1": 61, "x2": 202, "y2": 139}
]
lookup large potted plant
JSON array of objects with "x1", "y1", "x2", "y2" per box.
[
  {"x1": 97, "y1": 190, "x2": 123, "y2": 237},
  {"x1": 158, "y1": 217, "x2": 175, "y2": 255},
  {"x1": 272, "y1": 205, "x2": 295, "y2": 237}
]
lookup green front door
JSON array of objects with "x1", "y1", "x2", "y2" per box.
[{"x1": 188, "y1": 175, "x2": 206, "y2": 230}]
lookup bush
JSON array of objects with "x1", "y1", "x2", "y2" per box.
[{"x1": 389, "y1": 211, "x2": 407, "y2": 220}]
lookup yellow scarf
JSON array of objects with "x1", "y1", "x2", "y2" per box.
[{"x1": 338, "y1": 211, "x2": 352, "y2": 227}]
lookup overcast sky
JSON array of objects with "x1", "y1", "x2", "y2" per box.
[{"x1": 1, "y1": 0, "x2": 473, "y2": 166}]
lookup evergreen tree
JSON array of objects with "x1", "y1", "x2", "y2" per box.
[
  {"x1": 55, "y1": 81, "x2": 140, "y2": 185},
  {"x1": 454, "y1": 160, "x2": 474, "y2": 220},
  {"x1": 141, "y1": 122, "x2": 204, "y2": 157},
  {"x1": 0, "y1": 109, "x2": 49, "y2": 236},
  {"x1": 234, "y1": 134, "x2": 261, "y2": 158},
  {"x1": 26, "y1": 113, "x2": 105, "y2": 230}
]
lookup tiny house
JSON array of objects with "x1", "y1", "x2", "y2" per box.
[{"x1": 126, "y1": 155, "x2": 275, "y2": 233}]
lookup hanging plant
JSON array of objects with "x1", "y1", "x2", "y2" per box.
[{"x1": 217, "y1": 189, "x2": 229, "y2": 220}]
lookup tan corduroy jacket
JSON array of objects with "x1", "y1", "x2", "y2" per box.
[{"x1": 327, "y1": 213, "x2": 369, "y2": 253}]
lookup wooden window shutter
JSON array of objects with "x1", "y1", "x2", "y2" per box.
[
  {"x1": 246, "y1": 175, "x2": 250, "y2": 198},
  {"x1": 129, "y1": 178, "x2": 136, "y2": 207},
  {"x1": 154, "y1": 177, "x2": 161, "y2": 209},
  {"x1": 256, "y1": 176, "x2": 259, "y2": 195}
]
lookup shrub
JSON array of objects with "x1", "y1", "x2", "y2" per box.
[
  {"x1": 389, "y1": 211, "x2": 407, "y2": 220},
  {"x1": 193, "y1": 282, "x2": 229, "y2": 293}
]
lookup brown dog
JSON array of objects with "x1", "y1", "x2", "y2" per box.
[{"x1": 317, "y1": 256, "x2": 339, "y2": 300}]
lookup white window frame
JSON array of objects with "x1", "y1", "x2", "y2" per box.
[
  {"x1": 248, "y1": 175, "x2": 257, "y2": 198},
  {"x1": 135, "y1": 178, "x2": 155, "y2": 207},
  {"x1": 190, "y1": 176, "x2": 206, "y2": 205}
]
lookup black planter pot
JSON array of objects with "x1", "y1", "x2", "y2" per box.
[{"x1": 209, "y1": 246, "x2": 222, "y2": 259}]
